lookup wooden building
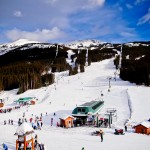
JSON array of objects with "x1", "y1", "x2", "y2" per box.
[
  {"x1": 0, "y1": 103, "x2": 4, "y2": 108},
  {"x1": 134, "y1": 120, "x2": 150, "y2": 135},
  {"x1": 59, "y1": 115, "x2": 75, "y2": 128},
  {"x1": 0, "y1": 99, "x2": 4, "y2": 108},
  {"x1": 15, "y1": 122, "x2": 34, "y2": 150}
]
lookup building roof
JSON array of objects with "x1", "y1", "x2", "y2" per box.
[
  {"x1": 15, "y1": 122, "x2": 34, "y2": 136},
  {"x1": 59, "y1": 114, "x2": 75, "y2": 120},
  {"x1": 135, "y1": 120, "x2": 150, "y2": 128},
  {"x1": 14, "y1": 97, "x2": 35, "y2": 103},
  {"x1": 72, "y1": 100, "x2": 104, "y2": 116},
  {"x1": 141, "y1": 121, "x2": 150, "y2": 128},
  {"x1": 81, "y1": 101, "x2": 97, "y2": 107}
]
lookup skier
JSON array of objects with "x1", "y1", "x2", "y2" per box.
[
  {"x1": 99, "y1": 129, "x2": 104, "y2": 142},
  {"x1": 11, "y1": 120, "x2": 13, "y2": 125},
  {"x1": 25, "y1": 118, "x2": 27, "y2": 122},
  {"x1": 4, "y1": 120, "x2": 6, "y2": 125},
  {"x1": 57, "y1": 122, "x2": 60, "y2": 127},
  {"x1": 34, "y1": 134, "x2": 38, "y2": 148},
  {"x1": 125, "y1": 125, "x2": 127, "y2": 132},
  {"x1": 2, "y1": 143, "x2": 8, "y2": 150},
  {"x1": 51, "y1": 118, "x2": 53, "y2": 126},
  {"x1": 41, "y1": 121, "x2": 43, "y2": 127},
  {"x1": 81, "y1": 147, "x2": 84, "y2": 150}
]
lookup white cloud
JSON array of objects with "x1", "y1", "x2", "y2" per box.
[
  {"x1": 14, "y1": 11, "x2": 23, "y2": 17},
  {"x1": 126, "y1": 4, "x2": 133, "y2": 9},
  {"x1": 88, "y1": 0, "x2": 105, "y2": 7},
  {"x1": 5, "y1": 27, "x2": 67, "y2": 42},
  {"x1": 45, "y1": 0, "x2": 105, "y2": 10},
  {"x1": 137, "y1": 8, "x2": 150, "y2": 25}
]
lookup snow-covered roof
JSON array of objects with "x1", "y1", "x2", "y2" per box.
[
  {"x1": 59, "y1": 114, "x2": 75, "y2": 120},
  {"x1": 141, "y1": 121, "x2": 150, "y2": 128},
  {"x1": 136, "y1": 120, "x2": 150, "y2": 128},
  {"x1": 15, "y1": 122, "x2": 34, "y2": 136}
]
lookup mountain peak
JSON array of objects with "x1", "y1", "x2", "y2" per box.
[
  {"x1": 9, "y1": 39, "x2": 40, "y2": 46},
  {"x1": 65, "y1": 39, "x2": 105, "y2": 49}
]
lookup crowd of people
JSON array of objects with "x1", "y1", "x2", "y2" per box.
[
  {"x1": 0, "y1": 105, "x2": 22, "y2": 113},
  {"x1": 4, "y1": 119, "x2": 13, "y2": 125}
]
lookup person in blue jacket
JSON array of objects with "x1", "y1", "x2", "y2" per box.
[{"x1": 2, "y1": 143, "x2": 8, "y2": 150}]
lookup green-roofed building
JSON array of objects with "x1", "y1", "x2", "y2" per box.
[
  {"x1": 14, "y1": 97, "x2": 36, "y2": 104},
  {"x1": 72, "y1": 100, "x2": 104, "y2": 126},
  {"x1": 72, "y1": 100, "x2": 104, "y2": 116}
]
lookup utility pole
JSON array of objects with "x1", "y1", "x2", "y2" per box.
[
  {"x1": 119, "y1": 44, "x2": 122, "y2": 69},
  {"x1": 109, "y1": 112, "x2": 112, "y2": 128}
]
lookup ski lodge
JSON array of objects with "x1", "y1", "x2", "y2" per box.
[
  {"x1": 72, "y1": 100, "x2": 104, "y2": 126},
  {"x1": 14, "y1": 97, "x2": 37, "y2": 105},
  {"x1": 72, "y1": 100, "x2": 104, "y2": 116},
  {"x1": 134, "y1": 120, "x2": 150, "y2": 135}
]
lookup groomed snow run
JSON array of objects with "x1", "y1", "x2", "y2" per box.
[{"x1": 0, "y1": 58, "x2": 150, "y2": 150}]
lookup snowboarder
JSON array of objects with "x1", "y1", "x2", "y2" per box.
[
  {"x1": 99, "y1": 129, "x2": 104, "y2": 142},
  {"x1": 2, "y1": 143, "x2": 8, "y2": 150},
  {"x1": 125, "y1": 125, "x2": 127, "y2": 132}
]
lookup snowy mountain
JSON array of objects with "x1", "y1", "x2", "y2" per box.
[
  {"x1": 0, "y1": 39, "x2": 107, "y2": 56},
  {"x1": 0, "y1": 39, "x2": 150, "y2": 57},
  {"x1": 0, "y1": 39, "x2": 40, "y2": 56},
  {"x1": 7, "y1": 39, "x2": 40, "y2": 46},
  {"x1": 124, "y1": 41, "x2": 150, "y2": 47},
  {"x1": 65, "y1": 39, "x2": 105, "y2": 49}
]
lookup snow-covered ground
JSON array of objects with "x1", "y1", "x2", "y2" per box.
[{"x1": 0, "y1": 58, "x2": 150, "y2": 150}]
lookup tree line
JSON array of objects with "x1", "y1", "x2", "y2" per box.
[
  {"x1": 0, "y1": 44, "x2": 116, "y2": 93},
  {"x1": 114, "y1": 44, "x2": 150, "y2": 86}
]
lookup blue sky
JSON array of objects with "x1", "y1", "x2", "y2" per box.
[{"x1": 0, "y1": 0, "x2": 150, "y2": 43}]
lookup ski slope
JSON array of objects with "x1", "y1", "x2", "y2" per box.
[{"x1": 0, "y1": 58, "x2": 150, "y2": 150}]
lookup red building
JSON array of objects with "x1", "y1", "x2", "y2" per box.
[
  {"x1": 59, "y1": 115, "x2": 75, "y2": 128},
  {"x1": 134, "y1": 120, "x2": 150, "y2": 135}
]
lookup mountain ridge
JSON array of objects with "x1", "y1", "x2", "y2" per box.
[{"x1": 0, "y1": 39, "x2": 150, "y2": 56}]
